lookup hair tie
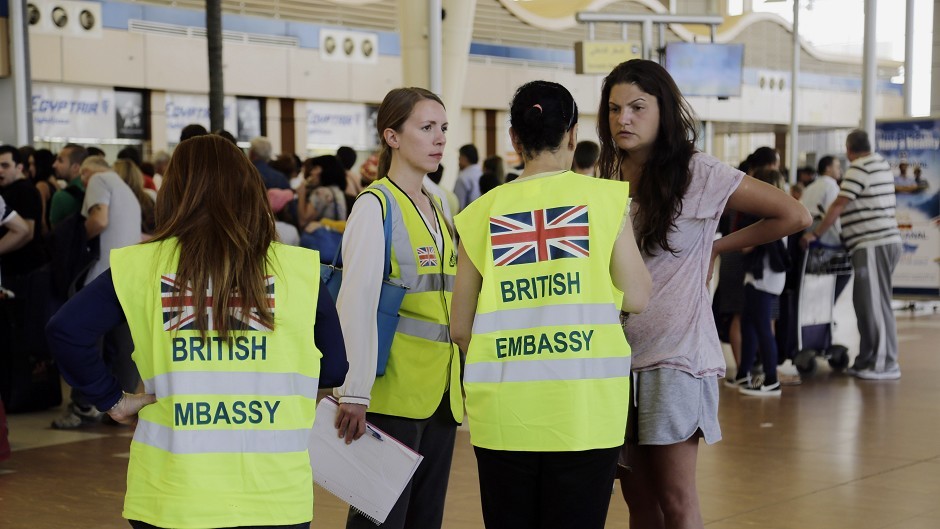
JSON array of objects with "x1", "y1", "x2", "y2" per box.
[{"x1": 532, "y1": 104, "x2": 543, "y2": 113}]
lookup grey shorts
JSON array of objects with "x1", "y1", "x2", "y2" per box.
[{"x1": 624, "y1": 368, "x2": 722, "y2": 446}]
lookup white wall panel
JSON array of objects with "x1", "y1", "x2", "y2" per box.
[
  {"x1": 223, "y1": 42, "x2": 290, "y2": 98},
  {"x1": 288, "y1": 48, "x2": 351, "y2": 101},
  {"x1": 463, "y1": 62, "x2": 513, "y2": 109},
  {"x1": 61, "y1": 29, "x2": 145, "y2": 87},
  {"x1": 348, "y1": 55, "x2": 401, "y2": 103},
  {"x1": 28, "y1": 33, "x2": 63, "y2": 82},
  {"x1": 144, "y1": 34, "x2": 208, "y2": 92}
]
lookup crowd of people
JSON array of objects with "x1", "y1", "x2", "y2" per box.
[{"x1": 0, "y1": 57, "x2": 907, "y2": 529}]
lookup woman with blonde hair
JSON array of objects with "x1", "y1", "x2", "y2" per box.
[
  {"x1": 333, "y1": 87, "x2": 462, "y2": 529},
  {"x1": 48, "y1": 134, "x2": 348, "y2": 529},
  {"x1": 112, "y1": 158, "x2": 156, "y2": 235}
]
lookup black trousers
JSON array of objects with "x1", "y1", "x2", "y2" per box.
[
  {"x1": 346, "y1": 393, "x2": 458, "y2": 529},
  {"x1": 474, "y1": 445, "x2": 620, "y2": 529}
]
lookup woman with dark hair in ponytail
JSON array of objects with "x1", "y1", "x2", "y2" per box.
[
  {"x1": 597, "y1": 59, "x2": 809, "y2": 529},
  {"x1": 333, "y1": 87, "x2": 462, "y2": 529},
  {"x1": 450, "y1": 80, "x2": 651, "y2": 529}
]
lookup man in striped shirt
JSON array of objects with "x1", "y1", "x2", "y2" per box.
[{"x1": 802, "y1": 129, "x2": 902, "y2": 380}]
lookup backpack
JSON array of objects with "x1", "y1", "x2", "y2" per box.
[{"x1": 48, "y1": 186, "x2": 100, "y2": 300}]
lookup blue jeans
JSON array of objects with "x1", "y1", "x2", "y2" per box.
[{"x1": 739, "y1": 284, "x2": 779, "y2": 385}]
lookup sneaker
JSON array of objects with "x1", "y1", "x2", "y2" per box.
[
  {"x1": 723, "y1": 375, "x2": 749, "y2": 389},
  {"x1": 51, "y1": 403, "x2": 105, "y2": 429},
  {"x1": 846, "y1": 363, "x2": 869, "y2": 377},
  {"x1": 778, "y1": 360, "x2": 799, "y2": 377},
  {"x1": 777, "y1": 361, "x2": 802, "y2": 386},
  {"x1": 854, "y1": 366, "x2": 901, "y2": 380},
  {"x1": 739, "y1": 381, "x2": 782, "y2": 396}
]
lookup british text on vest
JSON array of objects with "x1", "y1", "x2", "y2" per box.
[
  {"x1": 500, "y1": 272, "x2": 581, "y2": 303},
  {"x1": 172, "y1": 336, "x2": 267, "y2": 362}
]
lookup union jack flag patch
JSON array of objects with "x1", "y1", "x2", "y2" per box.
[
  {"x1": 160, "y1": 274, "x2": 275, "y2": 332},
  {"x1": 417, "y1": 246, "x2": 438, "y2": 267},
  {"x1": 490, "y1": 205, "x2": 590, "y2": 266}
]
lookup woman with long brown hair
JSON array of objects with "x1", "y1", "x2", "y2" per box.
[
  {"x1": 332, "y1": 87, "x2": 462, "y2": 529},
  {"x1": 47, "y1": 134, "x2": 347, "y2": 529},
  {"x1": 597, "y1": 59, "x2": 809, "y2": 529}
]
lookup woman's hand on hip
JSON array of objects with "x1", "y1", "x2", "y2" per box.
[{"x1": 108, "y1": 392, "x2": 157, "y2": 426}]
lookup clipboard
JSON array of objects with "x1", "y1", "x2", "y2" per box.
[{"x1": 308, "y1": 397, "x2": 423, "y2": 525}]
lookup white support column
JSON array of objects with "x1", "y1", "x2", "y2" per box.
[
  {"x1": 861, "y1": 0, "x2": 877, "y2": 141},
  {"x1": 642, "y1": 19, "x2": 653, "y2": 60},
  {"x1": 904, "y1": 0, "x2": 915, "y2": 116},
  {"x1": 399, "y1": 2, "x2": 431, "y2": 89},
  {"x1": 439, "y1": 0, "x2": 477, "y2": 189},
  {"x1": 789, "y1": 0, "x2": 800, "y2": 183},
  {"x1": 0, "y1": 0, "x2": 32, "y2": 145},
  {"x1": 429, "y1": 0, "x2": 442, "y2": 96}
]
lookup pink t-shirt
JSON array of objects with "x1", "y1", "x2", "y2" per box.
[{"x1": 623, "y1": 153, "x2": 743, "y2": 377}]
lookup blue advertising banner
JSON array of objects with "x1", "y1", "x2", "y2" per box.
[{"x1": 876, "y1": 119, "x2": 940, "y2": 298}]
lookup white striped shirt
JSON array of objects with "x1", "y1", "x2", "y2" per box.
[{"x1": 838, "y1": 152, "x2": 901, "y2": 252}]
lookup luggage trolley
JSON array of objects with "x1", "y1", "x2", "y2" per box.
[{"x1": 793, "y1": 242, "x2": 853, "y2": 375}]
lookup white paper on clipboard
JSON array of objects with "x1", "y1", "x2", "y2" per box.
[{"x1": 308, "y1": 397, "x2": 423, "y2": 525}]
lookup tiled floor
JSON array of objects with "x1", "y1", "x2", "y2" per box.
[{"x1": 2, "y1": 295, "x2": 938, "y2": 528}]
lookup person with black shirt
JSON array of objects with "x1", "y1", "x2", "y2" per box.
[{"x1": 0, "y1": 145, "x2": 47, "y2": 288}]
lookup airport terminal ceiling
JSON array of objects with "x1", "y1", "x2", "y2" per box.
[{"x1": 123, "y1": 0, "x2": 896, "y2": 79}]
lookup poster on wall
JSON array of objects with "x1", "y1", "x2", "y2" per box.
[
  {"x1": 306, "y1": 102, "x2": 376, "y2": 150},
  {"x1": 115, "y1": 89, "x2": 147, "y2": 140},
  {"x1": 236, "y1": 98, "x2": 263, "y2": 142},
  {"x1": 876, "y1": 118, "x2": 940, "y2": 298},
  {"x1": 165, "y1": 93, "x2": 237, "y2": 144},
  {"x1": 32, "y1": 83, "x2": 116, "y2": 139}
]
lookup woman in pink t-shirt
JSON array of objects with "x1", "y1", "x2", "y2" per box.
[{"x1": 598, "y1": 59, "x2": 810, "y2": 529}]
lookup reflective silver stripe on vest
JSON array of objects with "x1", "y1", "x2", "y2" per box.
[
  {"x1": 411, "y1": 273, "x2": 455, "y2": 294},
  {"x1": 372, "y1": 185, "x2": 419, "y2": 287},
  {"x1": 464, "y1": 356, "x2": 631, "y2": 384},
  {"x1": 134, "y1": 419, "x2": 311, "y2": 454},
  {"x1": 397, "y1": 315, "x2": 451, "y2": 343},
  {"x1": 143, "y1": 372, "x2": 320, "y2": 400},
  {"x1": 472, "y1": 303, "x2": 620, "y2": 334}
]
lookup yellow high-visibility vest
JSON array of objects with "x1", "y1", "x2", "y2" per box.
[
  {"x1": 361, "y1": 180, "x2": 462, "y2": 422},
  {"x1": 111, "y1": 239, "x2": 321, "y2": 528},
  {"x1": 454, "y1": 170, "x2": 632, "y2": 451}
]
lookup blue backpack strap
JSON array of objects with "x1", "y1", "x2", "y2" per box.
[
  {"x1": 355, "y1": 186, "x2": 395, "y2": 281},
  {"x1": 367, "y1": 185, "x2": 396, "y2": 282}
]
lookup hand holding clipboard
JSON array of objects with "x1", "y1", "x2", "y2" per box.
[{"x1": 308, "y1": 397, "x2": 423, "y2": 525}]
